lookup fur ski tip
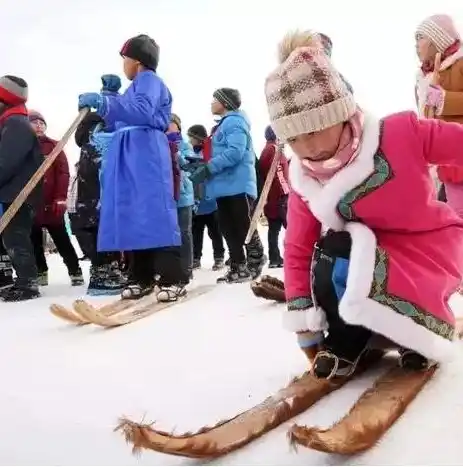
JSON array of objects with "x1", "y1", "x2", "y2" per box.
[{"x1": 115, "y1": 418, "x2": 155, "y2": 456}]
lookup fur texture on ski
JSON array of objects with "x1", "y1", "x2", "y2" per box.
[
  {"x1": 250, "y1": 275, "x2": 285, "y2": 303},
  {"x1": 288, "y1": 317, "x2": 463, "y2": 454},
  {"x1": 115, "y1": 350, "x2": 384, "y2": 459}
]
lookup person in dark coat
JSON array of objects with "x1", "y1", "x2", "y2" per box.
[
  {"x1": 69, "y1": 109, "x2": 124, "y2": 296},
  {"x1": 259, "y1": 125, "x2": 289, "y2": 268},
  {"x1": 0, "y1": 76, "x2": 43, "y2": 302},
  {"x1": 28, "y1": 110, "x2": 83, "y2": 287}
]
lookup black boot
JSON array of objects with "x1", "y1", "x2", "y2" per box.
[
  {"x1": 212, "y1": 257, "x2": 224, "y2": 271},
  {"x1": 121, "y1": 282, "x2": 155, "y2": 300},
  {"x1": 399, "y1": 349, "x2": 431, "y2": 371},
  {"x1": 217, "y1": 263, "x2": 251, "y2": 284},
  {"x1": 0, "y1": 254, "x2": 14, "y2": 290},
  {"x1": 0, "y1": 283, "x2": 40, "y2": 302},
  {"x1": 312, "y1": 349, "x2": 361, "y2": 379}
]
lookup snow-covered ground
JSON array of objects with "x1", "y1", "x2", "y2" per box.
[{"x1": 1, "y1": 231, "x2": 463, "y2": 465}]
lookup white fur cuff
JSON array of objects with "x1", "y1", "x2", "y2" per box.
[{"x1": 282, "y1": 307, "x2": 328, "y2": 332}]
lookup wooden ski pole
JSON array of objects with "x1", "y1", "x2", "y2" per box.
[
  {"x1": 0, "y1": 108, "x2": 90, "y2": 236},
  {"x1": 424, "y1": 52, "x2": 442, "y2": 119},
  {"x1": 245, "y1": 142, "x2": 284, "y2": 245}
]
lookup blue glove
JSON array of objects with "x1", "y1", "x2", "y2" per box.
[
  {"x1": 101, "y1": 74, "x2": 121, "y2": 94},
  {"x1": 189, "y1": 164, "x2": 211, "y2": 185},
  {"x1": 78, "y1": 93, "x2": 104, "y2": 113}
]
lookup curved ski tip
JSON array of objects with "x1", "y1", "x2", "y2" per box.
[
  {"x1": 287, "y1": 423, "x2": 331, "y2": 453},
  {"x1": 115, "y1": 418, "x2": 156, "y2": 455}
]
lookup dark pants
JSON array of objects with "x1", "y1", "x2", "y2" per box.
[
  {"x1": 2, "y1": 204, "x2": 37, "y2": 287},
  {"x1": 267, "y1": 195, "x2": 288, "y2": 263},
  {"x1": 438, "y1": 183, "x2": 447, "y2": 202},
  {"x1": 192, "y1": 211, "x2": 225, "y2": 261},
  {"x1": 177, "y1": 206, "x2": 193, "y2": 281},
  {"x1": 217, "y1": 193, "x2": 263, "y2": 266},
  {"x1": 74, "y1": 227, "x2": 119, "y2": 268},
  {"x1": 128, "y1": 246, "x2": 188, "y2": 288},
  {"x1": 312, "y1": 230, "x2": 371, "y2": 361},
  {"x1": 31, "y1": 223, "x2": 80, "y2": 274}
]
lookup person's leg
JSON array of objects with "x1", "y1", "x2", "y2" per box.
[
  {"x1": 311, "y1": 231, "x2": 372, "y2": 378},
  {"x1": 47, "y1": 223, "x2": 84, "y2": 285},
  {"x1": 192, "y1": 214, "x2": 206, "y2": 268},
  {"x1": 267, "y1": 218, "x2": 283, "y2": 267},
  {"x1": 177, "y1": 206, "x2": 193, "y2": 282},
  {"x1": 30, "y1": 224, "x2": 48, "y2": 286},
  {"x1": 205, "y1": 211, "x2": 225, "y2": 270},
  {"x1": 122, "y1": 249, "x2": 156, "y2": 299},
  {"x1": 0, "y1": 235, "x2": 13, "y2": 289},
  {"x1": 1, "y1": 204, "x2": 39, "y2": 301}
]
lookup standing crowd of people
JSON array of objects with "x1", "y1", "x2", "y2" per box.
[{"x1": 0, "y1": 34, "x2": 293, "y2": 303}]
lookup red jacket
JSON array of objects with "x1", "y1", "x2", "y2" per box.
[
  {"x1": 34, "y1": 136, "x2": 70, "y2": 226},
  {"x1": 259, "y1": 142, "x2": 289, "y2": 219},
  {"x1": 437, "y1": 165, "x2": 463, "y2": 184}
]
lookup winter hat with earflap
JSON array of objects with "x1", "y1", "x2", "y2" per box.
[
  {"x1": 416, "y1": 14, "x2": 461, "y2": 53},
  {"x1": 28, "y1": 110, "x2": 46, "y2": 125},
  {"x1": 265, "y1": 31, "x2": 356, "y2": 142},
  {"x1": 187, "y1": 124, "x2": 208, "y2": 142},
  {"x1": 264, "y1": 125, "x2": 276, "y2": 141},
  {"x1": 213, "y1": 88, "x2": 241, "y2": 111},
  {"x1": 0, "y1": 75, "x2": 28, "y2": 106},
  {"x1": 120, "y1": 34, "x2": 160, "y2": 71}
]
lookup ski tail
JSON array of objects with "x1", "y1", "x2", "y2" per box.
[
  {"x1": 115, "y1": 350, "x2": 384, "y2": 458},
  {"x1": 288, "y1": 317, "x2": 463, "y2": 454}
]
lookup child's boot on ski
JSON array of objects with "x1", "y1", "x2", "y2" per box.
[
  {"x1": 156, "y1": 284, "x2": 187, "y2": 302},
  {"x1": 398, "y1": 348, "x2": 432, "y2": 370},
  {"x1": 121, "y1": 282, "x2": 155, "y2": 300},
  {"x1": 0, "y1": 254, "x2": 14, "y2": 290}
]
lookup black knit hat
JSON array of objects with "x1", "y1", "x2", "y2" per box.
[
  {"x1": 120, "y1": 34, "x2": 159, "y2": 71},
  {"x1": 187, "y1": 124, "x2": 208, "y2": 142},
  {"x1": 213, "y1": 88, "x2": 241, "y2": 111}
]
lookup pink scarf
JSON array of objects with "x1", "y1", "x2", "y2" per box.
[{"x1": 302, "y1": 109, "x2": 365, "y2": 182}]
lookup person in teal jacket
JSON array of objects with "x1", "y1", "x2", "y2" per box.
[
  {"x1": 167, "y1": 114, "x2": 194, "y2": 284},
  {"x1": 190, "y1": 88, "x2": 265, "y2": 283}
]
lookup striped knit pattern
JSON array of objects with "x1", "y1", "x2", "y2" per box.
[
  {"x1": 416, "y1": 15, "x2": 460, "y2": 53},
  {"x1": 0, "y1": 75, "x2": 28, "y2": 105},
  {"x1": 265, "y1": 46, "x2": 356, "y2": 142}
]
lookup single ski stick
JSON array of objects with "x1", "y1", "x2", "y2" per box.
[
  {"x1": 288, "y1": 317, "x2": 463, "y2": 454},
  {"x1": 115, "y1": 350, "x2": 384, "y2": 459},
  {"x1": 74, "y1": 284, "x2": 216, "y2": 327},
  {"x1": 0, "y1": 108, "x2": 89, "y2": 235}
]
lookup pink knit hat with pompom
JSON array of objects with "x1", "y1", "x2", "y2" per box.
[{"x1": 416, "y1": 14, "x2": 460, "y2": 52}]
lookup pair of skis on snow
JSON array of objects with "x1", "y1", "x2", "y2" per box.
[
  {"x1": 116, "y1": 319, "x2": 463, "y2": 459},
  {"x1": 49, "y1": 284, "x2": 216, "y2": 327}
]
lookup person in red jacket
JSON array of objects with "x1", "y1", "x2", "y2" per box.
[
  {"x1": 259, "y1": 125, "x2": 289, "y2": 268},
  {"x1": 28, "y1": 111, "x2": 83, "y2": 286}
]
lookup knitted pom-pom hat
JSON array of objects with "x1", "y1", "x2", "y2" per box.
[
  {"x1": 265, "y1": 31, "x2": 355, "y2": 142},
  {"x1": 416, "y1": 14, "x2": 460, "y2": 52}
]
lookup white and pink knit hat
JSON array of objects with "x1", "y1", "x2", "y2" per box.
[
  {"x1": 265, "y1": 37, "x2": 355, "y2": 142},
  {"x1": 416, "y1": 14, "x2": 460, "y2": 52}
]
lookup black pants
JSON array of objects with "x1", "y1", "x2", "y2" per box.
[
  {"x1": 438, "y1": 183, "x2": 447, "y2": 202},
  {"x1": 267, "y1": 195, "x2": 288, "y2": 263},
  {"x1": 217, "y1": 193, "x2": 259, "y2": 266},
  {"x1": 128, "y1": 246, "x2": 188, "y2": 288},
  {"x1": 74, "y1": 227, "x2": 119, "y2": 268},
  {"x1": 31, "y1": 223, "x2": 80, "y2": 274},
  {"x1": 177, "y1": 206, "x2": 193, "y2": 281},
  {"x1": 312, "y1": 231, "x2": 371, "y2": 361},
  {"x1": 2, "y1": 204, "x2": 37, "y2": 287},
  {"x1": 192, "y1": 211, "x2": 225, "y2": 260}
]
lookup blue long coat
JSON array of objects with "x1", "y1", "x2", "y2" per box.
[{"x1": 96, "y1": 70, "x2": 180, "y2": 252}]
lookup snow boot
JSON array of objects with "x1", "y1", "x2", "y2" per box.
[
  {"x1": 0, "y1": 283, "x2": 40, "y2": 302},
  {"x1": 217, "y1": 263, "x2": 252, "y2": 284},
  {"x1": 268, "y1": 258, "x2": 283, "y2": 269},
  {"x1": 87, "y1": 265, "x2": 123, "y2": 296},
  {"x1": 247, "y1": 254, "x2": 267, "y2": 280},
  {"x1": 398, "y1": 349, "x2": 432, "y2": 371},
  {"x1": 156, "y1": 284, "x2": 187, "y2": 303},
  {"x1": 0, "y1": 254, "x2": 14, "y2": 290},
  {"x1": 121, "y1": 282, "x2": 155, "y2": 300},
  {"x1": 37, "y1": 271, "x2": 48, "y2": 287},
  {"x1": 312, "y1": 350, "x2": 362, "y2": 379},
  {"x1": 69, "y1": 267, "x2": 84, "y2": 286},
  {"x1": 212, "y1": 257, "x2": 224, "y2": 271},
  {"x1": 192, "y1": 258, "x2": 201, "y2": 270}
]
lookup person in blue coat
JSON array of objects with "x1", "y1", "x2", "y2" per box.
[
  {"x1": 166, "y1": 114, "x2": 194, "y2": 287},
  {"x1": 190, "y1": 88, "x2": 265, "y2": 283},
  {"x1": 78, "y1": 34, "x2": 182, "y2": 301}
]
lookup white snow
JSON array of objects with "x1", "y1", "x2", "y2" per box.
[{"x1": 1, "y1": 232, "x2": 463, "y2": 465}]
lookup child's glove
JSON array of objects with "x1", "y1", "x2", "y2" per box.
[
  {"x1": 78, "y1": 93, "x2": 104, "y2": 113},
  {"x1": 190, "y1": 164, "x2": 211, "y2": 184},
  {"x1": 101, "y1": 74, "x2": 121, "y2": 94},
  {"x1": 425, "y1": 85, "x2": 445, "y2": 116}
]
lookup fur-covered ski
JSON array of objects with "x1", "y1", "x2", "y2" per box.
[
  {"x1": 72, "y1": 284, "x2": 216, "y2": 328},
  {"x1": 250, "y1": 275, "x2": 285, "y2": 303},
  {"x1": 288, "y1": 317, "x2": 463, "y2": 454},
  {"x1": 115, "y1": 350, "x2": 384, "y2": 459}
]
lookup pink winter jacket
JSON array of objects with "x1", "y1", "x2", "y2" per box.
[{"x1": 284, "y1": 111, "x2": 463, "y2": 362}]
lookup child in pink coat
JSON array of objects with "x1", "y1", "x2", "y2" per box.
[{"x1": 264, "y1": 31, "x2": 463, "y2": 379}]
